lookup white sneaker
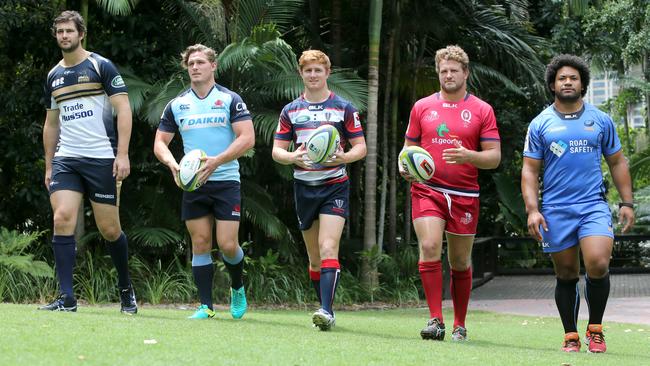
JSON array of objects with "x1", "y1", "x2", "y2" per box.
[{"x1": 312, "y1": 308, "x2": 336, "y2": 331}]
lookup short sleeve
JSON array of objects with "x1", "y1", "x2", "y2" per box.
[
  {"x1": 343, "y1": 103, "x2": 364, "y2": 139},
  {"x1": 479, "y1": 105, "x2": 500, "y2": 141},
  {"x1": 229, "y1": 93, "x2": 251, "y2": 123},
  {"x1": 405, "y1": 104, "x2": 422, "y2": 143},
  {"x1": 158, "y1": 100, "x2": 178, "y2": 133},
  {"x1": 601, "y1": 114, "x2": 622, "y2": 156},
  {"x1": 274, "y1": 106, "x2": 293, "y2": 141},
  {"x1": 523, "y1": 119, "x2": 543, "y2": 160},
  {"x1": 99, "y1": 58, "x2": 128, "y2": 96}
]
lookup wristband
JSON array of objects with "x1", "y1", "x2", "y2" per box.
[{"x1": 618, "y1": 202, "x2": 634, "y2": 209}]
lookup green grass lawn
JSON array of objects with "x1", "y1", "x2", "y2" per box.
[{"x1": 1, "y1": 303, "x2": 648, "y2": 366}]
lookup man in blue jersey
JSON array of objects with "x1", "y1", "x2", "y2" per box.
[
  {"x1": 272, "y1": 50, "x2": 366, "y2": 330},
  {"x1": 154, "y1": 44, "x2": 254, "y2": 319},
  {"x1": 521, "y1": 54, "x2": 635, "y2": 353},
  {"x1": 40, "y1": 10, "x2": 137, "y2": 314}
]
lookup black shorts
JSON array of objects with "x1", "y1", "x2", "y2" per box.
[
  {"x1": 182, "y1": 180, "x2": 241, "y2": 221},
  {"x1": 294, "y1": 180, "x2": 349, "y2": 231},
  {"x1": 49, "y1": 157, "x2": 117, "y2": 205}
]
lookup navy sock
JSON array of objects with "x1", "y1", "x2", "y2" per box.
[
  {"x1": 108, "y1": 232, "x2": 131, "y2": 288},
  {"x1": 555, "y1": 277, "x2": 580, "y2": 333},
  {"x1": 52, "y1": 235, "x2": 76, "y2": 297},
  {"x1": 223, "y1": 247, "x2": 244, "y2": 290},
  {"x1": 309, "y1": 269, "x2": 322, "y2": 305},
  {"x1": 192, "y1": 253, "x2": 214, "y2": 309},
  {"x1": 320, "y1": 259, "x2": 341, "y2": 315},
  {"x1": 585, "y1": 273, "x2": 610, "y2": 325}
]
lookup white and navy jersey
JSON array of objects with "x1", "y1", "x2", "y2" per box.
[
  {"x1": 275, "y1": 92, "x2": 364, "y2": 185},
  {"x1": 43, "y1": 52, "x2": 128, "y2": 158},
  {"x1": 158, "y1": 84, "x2": 251, "y2": 182},
  {"x1": 523, "y1": 102, "x2": 622, "y2": 205}
]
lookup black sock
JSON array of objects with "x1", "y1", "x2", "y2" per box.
[
  {"x1": 555, "y1": 277, "x2": 580, "y2": 333},
  {"x1": 585, "y1": 273, "x2": 610, "y2": 325},
  {"x1": 108, "y1": 232, "x2": 131, "y2": 288},
  {"x1": 192, "y1": 264, "x2": 214, "y2": 309},
  {"x1": 52, "y1": 235, "x2": 76, "y2": 297},
  {"x1": 223, "y1": 248, "x2": 244, "y2": 290}
]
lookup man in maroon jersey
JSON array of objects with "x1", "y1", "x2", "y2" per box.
[{"x1": 400, "y1": 45, "x2": 501, "y2": 341}]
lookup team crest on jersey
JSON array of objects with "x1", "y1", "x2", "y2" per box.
[
  {"x1": 550, "y1": 140, "x2": 567, "y2": 157},
  {"x1": 325, "y1": 112, "x2": 332, "y2": 121},
  {"x1": 460, "y1": 109, "x2": 472, "y2": 127},
  {"x1": 77, "y1": 74, "x2": 90, "y2": 83},
  {"x1": 423, "y1": 111, "x2": 439, "y2": 122},
  {"x1": 212, "y1": 99, "x2": 225, "y2": 109},
  {"x1": 460, "y1": 212, "x2": 473, "y2": 225},
  {"x1": 353, "y1": 112, "x2": 361, "y2": 128},
  {"x1": 583, "y1": 120, "x2": 595, "y2": 131},
  {"x1": 332, "y1": 199, "x2": 345, "y2": 214},
  {"x1": 232, "y1": 204, "x2": 241, "y2": 217}
]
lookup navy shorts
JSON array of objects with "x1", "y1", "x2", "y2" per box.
[
  {"x1": 540, "y1": 200, "x2": 614, "y2": 253},
  {"x1": 49, "y1": 157, "x2": 117, "y2": 205},
  {"x1": 182, "y1": 180, "x2": 241, "y2": 221},
  {"x1": 294, "y1": 180, "x2": 349, "y2": 231}
]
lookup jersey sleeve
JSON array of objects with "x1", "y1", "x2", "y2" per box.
[
  {"x1": 523, "y1": 119, "x2": 543, "y2": 160},
  {"x1": 601, "y1": 114, "x2": 622, "y2": 156},
  {"x1": 405, "y1": 103, "x2": 422, "y2": 143},
  {"x1": 343, "y1": 103, "x2": 364, "y2": 139},
  {"x1": 158, "y1": 100, "x2": 178, "y2": 133},
  {"x1": 43, "y1": 79, "x2": 57, "y2": 110},
  {"x1": 98, "y1": 57, "x2": 128, "y2": 96},
  {"x1": 229, "y1": 93, "x2": 252, "y2": 123},
  {"x1": 274, "y1": 106, "x2": 293, "y2": 141},
  {"x1": 479, "y1": 105, "x2": 500, "y2": 141}
]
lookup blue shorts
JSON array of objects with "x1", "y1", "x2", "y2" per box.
[
  {"x1": 182, "y1": 180, "x2": 241, "y2": 221},
  {"x1": 49, "y1": 157, "x2": 117, "y2": 205},
  {"x1": 540, "y1": 200, "x2": 614, "y2": 253},
  {"x1": 294, "y1": 180, "x2": 349, "y2": 231}
]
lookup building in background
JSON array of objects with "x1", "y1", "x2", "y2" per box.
[{"x1": 585, "y1": 67, "x2": 647, "y2": 129}]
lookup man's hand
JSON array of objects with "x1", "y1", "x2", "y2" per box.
[
  {"x1": 113, "y1": 153, "x2": 130, "y2": 181},
  {"x1": 398, "y1": 160, "x2": 417, "y2": 182},
  {"x1": 442, "y1": 140, "x2": 474, "y2": 165},
  {"x1": 527, "y1": 210, "x2": 548, "y2": 242},
  {"x1": 618, "y1": 206, "x2": 635, "y2": 233},
  {"x1": 291, "y1": 144, "x2": 313, "y2": 169}
]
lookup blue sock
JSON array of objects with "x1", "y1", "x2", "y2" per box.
[
  {"x1": 222, "y1": 246, "x2": 244, "y2": 290},
  {"x1": 108, "y1": 232, "x2": 131, "y2": 288},
  {"x1": 52, "y1": 235, "x2": 76, "y2": 297},
  {"x1": 320, "y1": 259, "x2": 341, "y2": 315},
  {"x1": 192, "y1": 253, "x2": 214, "y2": 309}
]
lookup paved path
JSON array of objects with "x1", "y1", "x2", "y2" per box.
[{"x1": 458, "y1": 274, "x2": 650, "y2": 325}]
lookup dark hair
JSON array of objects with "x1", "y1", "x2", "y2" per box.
[
  {"x1": 545, "y1": 54, "x2": 590, "y2": 97},
  {"x1": 52, "y1": 10, "x2": 86, "y2": 36}
]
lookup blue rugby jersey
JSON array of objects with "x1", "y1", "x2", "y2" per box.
[
  {"x1": 523, "y1": 102, "x2": 621, "y2": 205},
  {"x1": 43, "y1": 52, "x2": 128, "y2": 158},
  {"x1": 158, "y1": 84, "x2": 251, "y2": 182}
]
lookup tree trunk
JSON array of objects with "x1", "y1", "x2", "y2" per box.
[
  {"x1": 331, "y1": 0, "x2": 342, "y2": 66},
  {"x1": 361, "y1": 0, "x2": 382, "y2": 294},
  {"x1": 309, "y1": 0, "x2": 322, "y2": 49},
  {"x1": 387, "y1": 0, "x2": 401, "y2": 254}
]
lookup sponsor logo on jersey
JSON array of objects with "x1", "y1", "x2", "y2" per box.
[
  {"x1": 181, "y1": 114, "x2": 228, "y2": 130},
  {"x1": 61, "y1": 102, "x2": 94, "y2": 122},
  {"x1": 562, "y1": 113, "x2": 579, "y2": 119},
  {"x1": 442, "y1": 102, "x2": 457, "y2": 108},
  {"x1": 550, "y1": 140, "x2": 567, "y2": 157},
  {"x1": 460, "y1": 212, "x2": 473, "y2": 225},
  {"x1": 308, "y1": 104, "x2": 324, "y2": 111},
  {"x1": 548, "y1": 126, "x2": 567, "y2": 132},
  {"x1": 180, "y1": 104, "x2": 190, "y2": 111},
  {"x1": 232, "y1": 204, "x2": 241, "y2": 217},
  {"x1": 295, "y1": 115, "x2": 311, "y2": 124},
  {"x1": 111, "y1": 75, "x2": 125, "y2": 88},
  {"x1": 436, "y1": 122, "x2": 449, "y2": 137},
  {"x1": 460, "y1": 109, "x2": 472, "y2": 127},
  {"x1": 212, "y1": 99, "x2": 225, "y2": 109},
  {"x1": 353, "y1": 112, "x2": 361, "y2": 128},
  {"x1": 568, "y1": 139, "x2": 593, "y2": 153},
  {"x1": 235, "y1": 102, "x2": 248, "y2": 112},
  {"x1": 77, "y1": 74, "x2": 90, "y2": 83},
  {"x1": 423, "y1": 110, "x2": 439, "y2": 122},
  {"x1": 94, "y1": 192, "x2": 116, "y2": 199},
  {"x1": 541, "y1": 241, "x2": 550, "y2": 248},
  {"x1": 52, "y1": 77, "x2": 65, "y2": 88}
]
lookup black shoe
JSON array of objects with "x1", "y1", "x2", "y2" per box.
[
  {"x1": 421, "y1": 317, "x2": 445, "y2": 340},
  {"x1": 38, "y1": 293, "x2": 77, "y2": 312},
  {"x1": 119, "y1": 285, "x2": 138, "y2": 314}
]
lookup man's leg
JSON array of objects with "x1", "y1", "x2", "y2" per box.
[
  {"x1": 311, "y1": 214, "x2": 344, "y2": 331},
  {"x1": 216, "y1": 219, "x2": 247, "y2": 319},
  {"x1": 186, "y1": 216, "x2": 216, "y2": 318},
  {"x1": 92, "y1": 201, "x2": 131, "y2": 288},
  {"x1": 301, "y1": 222, "x2": 322, "y2": 305},
  {"x1": 580, "y1": 235, "x2": 612, "y2": 353},
  {"x1": 446, "y1": 233, "x2": 474, "y2": 337},
  {"x1": 551, "y1": 246, "x2": 581, "y2": 351}
]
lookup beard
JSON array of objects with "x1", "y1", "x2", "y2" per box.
[
  {"x1": 555, "y1": 90, "x2": 581, "y2": 102},
  {"x1": 441, "y1": 81, "x2": 463, "y2": 94},
  {"x1": 59, "y1": 39, "x2": 80, "y2": 53}
]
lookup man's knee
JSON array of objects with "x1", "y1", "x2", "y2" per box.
[
  {"x1": 98, "y1": 225, "x2": 122, "y2": 242},
  {"x1": 449, "y1": 256, "x2": 471, "y2": 271},
  {"x1": 584, "y1": 256, "x2": 610, "y2": 278},
  {"x1": 419, "y1": 239, "x2": 441, "y2": 259},
  {"x1": 53, "y1": 208, "x2": 76, "y2": 234}
]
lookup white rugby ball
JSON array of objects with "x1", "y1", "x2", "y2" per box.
[
  {"x1": 306, "y1": 124, "x2": 341, "y2": 164},
  {"x1": 177, "y1": 149, "x2": 206, "y2": 191},
  {"x1": 399, "y1": 146, "x2": 435, "y2": 182}
]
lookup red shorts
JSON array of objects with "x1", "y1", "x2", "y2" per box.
[{"x1": 411, "y1": 183, "x2": 479, "y2": 235}]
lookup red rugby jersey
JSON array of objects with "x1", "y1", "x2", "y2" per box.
[{"x1": 405, "y1": 93, "x2": 500, "y2": 196}]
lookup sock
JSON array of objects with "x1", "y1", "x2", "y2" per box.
[
  {"x1": 223, "y1": 246, "x2": 244, "y2": 290},
  {"x1": 555, "y1": 277, "x2": 580, "y2": 333},
  {"x1": 451, "y1": 267, "x2": 472, "y2": 328},
  {"x1": 309, "y1": 268, "x2": 322, "y2": 305},
  {"x1": 585, "y1": 273, "x2": 610, "y2": 326},
  {"x1": 52, "y1": 235, "x2": 76, "y2": 297},
  {"x1": 320, "y1": 259, "x2": 341, "y2": 315},
  {"x1": 419, "y1": 261, "x2": 443, "y2": 321},
  {"x1": 191, "y1": 253, "x2": 214, "y2": 309},
  {"x1": 108, "y1": 232, "x2": 131, "y2": 288}
]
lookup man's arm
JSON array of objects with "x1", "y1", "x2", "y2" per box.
[
  {"x1": 605, "y1": 150, "x2": 635, "y2": 232},
  {"x1": 322, "y1": 136, "x2": 367, "y2": 165},
  {"x1": 43, "y1": 109, "x2": 60, "y2": 189},
  {"x1": 521, "y1": 157, "x2": 547, "y2": 241},
  {"x1": 110, "y1": 94, "x2": 132, "y2": 181},
  {"x1": 442, "y1": 140, "x2": 501, "y2": 169},
  {"x1": 272, "y1": 139, "x2": 311, "y2": 169},
  {"x1": 197, "y1": 119, "x2": 255, "y2": 183}
]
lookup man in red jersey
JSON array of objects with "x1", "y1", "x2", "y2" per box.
[{"x1": 399, "y1": 45, "x2": 501, "y2": 341}]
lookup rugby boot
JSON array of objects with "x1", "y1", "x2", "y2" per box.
[
  {"x1": 451, "y1": 326, "x2": 468, "y2": 341},
  {"x1": 38, "y1": 293, "x2": 77, "y2": 312},
  {"x1": 561, "y1": 332, "x2": 581, "y2": 352},
  {"x1": 119, "y1": 285, "x2": 138, "y2": 314},
  {"x1": 188, "y1": 304, "x2": 216, "y2": 319},
  {"x1": 420, "y1": 317, "x2": 445, "y2": 340},
  {"x1": 585, "y1": 324, "x2": 606, "y2": 353},
  {"x1": 312, "y1": 308, "x2": 336, "y2": 331},
  {"x1": 230, "y1": 286, "x2": 247, "y2": 319}
]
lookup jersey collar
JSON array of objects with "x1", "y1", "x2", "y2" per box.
[{"x1": 552, "y1": 104, "x2": 586, "y2": 120}]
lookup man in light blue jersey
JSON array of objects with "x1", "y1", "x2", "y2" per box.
[
  {"x1": 154, "y1": 44, "x2": 254, "y2": 319},
  {"x1": 41, "y1": 10, "x2": 137, "y2": 314},
  {"x1": 521, "y1": 54, "x2": 635, "y2": 353}
]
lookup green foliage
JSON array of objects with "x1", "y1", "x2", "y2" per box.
[
  {"x1": 492, "y1": 173, "x2": 528, "y2": 236},
  {"x1": 130, "y1": 257, "x2": 194, "y2": 304},
  {"x1": 74, "y1": 251, "x2": 117, "y2": 304},
  {"x1": 0, "y1": 228, "x2": 53, "y2": 278}
]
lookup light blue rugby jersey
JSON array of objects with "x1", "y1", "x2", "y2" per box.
[
  {"x1": 523, "y1": 102, "x2": 621, "y2": 205},
  {"x1": 158, "y1": 84, "x2": 251, "y2": 182}
]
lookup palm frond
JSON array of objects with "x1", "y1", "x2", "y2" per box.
[
  {"x1": 231, "y1": 0, "x2": 303, "y2": 39},
  {"x1": 143, "y1": 75, "x2": 187, "y2": 126},
  {"x1": 173, "y1": 0, "x2": 227, "y2": 47},
  {"x1": 94, "y1": 0, "x2": 139, "y2": 16},
  {"x1": 630, "y1": 146, "x2": 650, "y2": 181},
  {"x1": 253, "y1": 109, "x2": 281, "y2": 144},
  {"x1": 127, "y1": 227, "x2": 185, "y2": 248},
  {"x1": 327, "y1": 69, "x2": 369, "y2": 111},
  {"x1": 120, "y1": 68, "x2": 153, "y2": 115},
  {"x1": 469, "y1": 63, "x2": 524, "y2": 96},
  {"x1": 241, "y1": 181, "x2": 293, "y2": 241}
]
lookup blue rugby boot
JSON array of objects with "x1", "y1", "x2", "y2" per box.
[
  {"x1": 188, "y1": 304, "x2": 215, "y2": 319},
  {"x1": 230, "y1": 286, "x2": 247, "y2": 319}
]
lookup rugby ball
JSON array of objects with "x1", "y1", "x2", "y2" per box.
[
  {"x1": 306, "y1": 124, "x2": 341, "y2": 164},
  {"x1": 399, "y1": 146, "x2": 435, "y2": 182},
  {"x1": 177, "y1": 149, "x2": 206, "y2": 192}
]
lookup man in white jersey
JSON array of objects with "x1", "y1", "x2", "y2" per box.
[
  {"x1": 522, "y1": 54, "x2": 634, "y2": 353},
  {"x1": 272, "y1": 50, "x2": 366, "y2": 330},
  {"x1": 40, "y1": 10, "x2": 136, "y2": 313},
  {"x1": 154, "y1": 44, "x2": 254, "y2": 320}
]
